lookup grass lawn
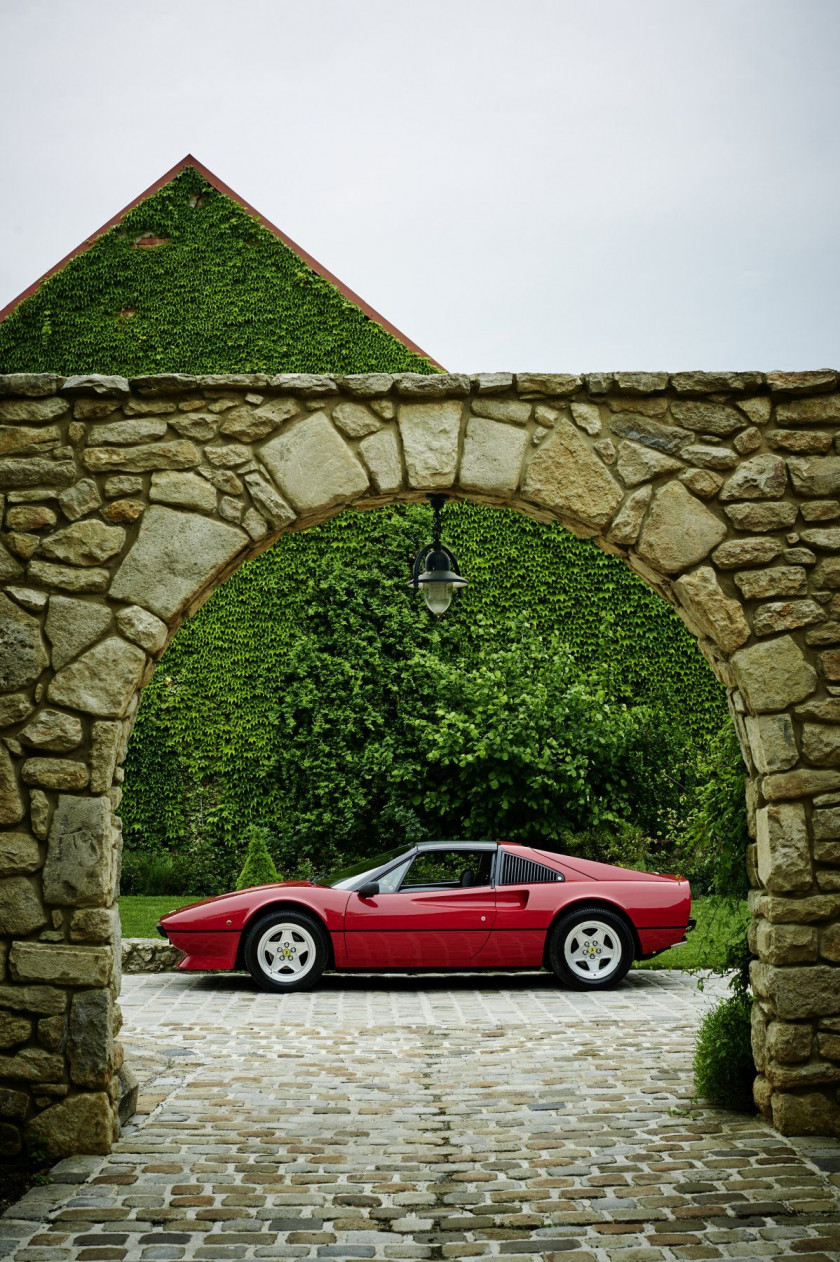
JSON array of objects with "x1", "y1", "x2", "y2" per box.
[
  {"x1": 119, "y1": 895, "x2": 201, "y2": 938},
  {"x1": 120, "y1": 893, "x2": 748, "y2": 971}
]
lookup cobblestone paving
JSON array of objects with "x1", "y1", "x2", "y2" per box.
[{"x1": 3, "y1": 970, "x2": 840, "y2": 1261}]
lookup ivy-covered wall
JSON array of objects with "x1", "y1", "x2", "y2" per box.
[{"x1": 0, "y1": 164, "x2": 727, "y2": 890}]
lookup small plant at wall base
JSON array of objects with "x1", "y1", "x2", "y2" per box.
[{"x1": 236, "y1": 827, "x2": 280, "y2": 890}]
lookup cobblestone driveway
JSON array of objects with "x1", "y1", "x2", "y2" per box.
[{"x1": 3, "y1": 970, "x2": 839, "y2": 1261}]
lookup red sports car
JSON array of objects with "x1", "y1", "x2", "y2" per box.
[{"x1": 158, "y1": 840, "x2": 693, "y2": 993}]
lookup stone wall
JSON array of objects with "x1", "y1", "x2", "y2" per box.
[{"x1": 0, "y1": 367, "x2": 839, "y2": 1155}]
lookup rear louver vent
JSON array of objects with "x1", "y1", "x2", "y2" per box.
[{"x1": 500, "y1": 854, "x2": 561, "y2": 885}]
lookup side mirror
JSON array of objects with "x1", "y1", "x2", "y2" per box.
[{"x1": 358, "y1": 881, "x2": 380, "y2": 899}]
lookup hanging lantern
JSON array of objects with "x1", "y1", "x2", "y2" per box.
[{"x1": 408, "y1": 494, "x2": 468, "y2": 616}]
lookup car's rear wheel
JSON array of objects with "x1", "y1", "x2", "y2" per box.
[
  {"x1": 548, "y1": 905, "x2": 634, "y2": 990},
  {"x1": 243, "y1": 910, "x2": 328, "y2": 993}
]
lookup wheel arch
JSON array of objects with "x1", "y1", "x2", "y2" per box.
[
  {"x1": 236, "y1": 900, "x2": 335, "y2": 971},
  {"x1": 543, "y1": 897, "x2": 641, "y2": 965}
]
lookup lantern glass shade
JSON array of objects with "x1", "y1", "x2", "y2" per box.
[{"x1": 422, "y1": 582, "x2": 456, "y2": 616}]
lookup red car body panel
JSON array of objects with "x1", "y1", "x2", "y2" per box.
[{"x1": 159, "y1": 842, "x2": 691, "y2": 975}]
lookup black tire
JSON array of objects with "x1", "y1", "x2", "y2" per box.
[
  {"x1": 548, "y1": 904, "x2": 634, "y2": 991},
  {"x1": 243, "y1": 909, "x2": 329, "y2": 993}
]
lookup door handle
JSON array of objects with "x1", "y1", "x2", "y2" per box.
[{"x1": 497, "y1": 890, "x2": 529, "y2": 908}]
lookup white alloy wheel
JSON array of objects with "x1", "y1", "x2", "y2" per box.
[
  {"x1": 256, "y1": 922, "x2": 318, "y2": 983},
  {"x1": 563, "y1": 918, "x2": 623, "y2": 982}
]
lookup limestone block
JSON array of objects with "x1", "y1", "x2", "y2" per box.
[
  {"x1": 19, "y1": 710, "x2": 83, "y2": 752},
  {"x1": 523, "y1": 420, "x2": 623, "y2": 529},
  {"x1": 762, "y1": 894, "x2": 840, "y2": 923},
  {"x1": 734, "y1": 426, "x2": 762, "y2": 454},
  {"x1": 37, "y1": 1014, "x2": 66, "y2": 1051},
  {"x1": 0, "y1": 396, "x2": 68, "y2": 420},
  {"x1": 68, "y1": 990, "x2": 114, "y2": 1088},
  {"x1": 63, "y1": 374, "x2": 128, "y2": 398},
  {"x1": 332, "y1": 402, "x2": 382, "y2": 438},
  {"x1": 672, "y1": 566, "x2": 750, "y2": 655},
  {"x1": 243, "y1": 509, "x2": 267, "y2": 541},
  {"x1": 471, "y1": 399, "x2": 532, "y2": 426},
  {"x1": 756, "y1": 803, "x2": 812, "y2": 893},
  {"x1": 88, "y1": 419, "x2": 168, "y2": 445},
  {"x1": 29, "y1": 561, "x2": 110, "y2": 593},
  {"x1": 813, "y1": 808, "x2": 840, "y2": 840},
  {"x1": 109, "y1": 506, "x2": 248, "y2": 621},
  {"x1": 0, "y1": 834, "x2": 40, "y2": 875},
  {"x1": 730, "y1": 636, "x2": 816, "y2": 712},
  {"x1": 635, "y1": 482, "x2": 727, "y2": 574},
  {"x1": 241, "y1": 473, "x2": 295, "y2": 527},
  {"x1": 734, "y1": 567, "x2": 807, "y2": 599},
  {"x1": 104, "y1": 476, "x2": 143, "y2": 498},
  {"x1": 0, "y1": 1047, "x2": 65, "y2": 1082},
  {"x1": 787, "y1": 457, "x2": 840, "y2": 500},
  {"x1": 724, "y1": 502, "x2": 798, "y2": 532},
  {"x1": 515, "y1": 373, "x2": 581, "y2": 396},
  {"x1": 257, "y1": 411, "x2": 369, "y2": 511},
  {"x1": 22, "y1": 758, "x2": 88, "y2": 791},
  {"x1": 395, "y1": 373, "x2": 469, "y2": 398},
  {"x1": 204, "y1": 443, "x2": 251, "y2": 467},
  {"x1": 0, "y1": 746, "x2": 24, "y2": 826},
  {"x1": 44, "y1": 595, "x2": 112, "y2": 672},
  {"x1": 168, "y1": 414, "x2": 216, "y2": 442},
  {"x1": 473, "y1": 373, "x2": 513, "y2": 394},
  {"x1": 0, "y1": 458, "x2": 75, "y2": 490},
  {"x1": 57, "y1": 478, "x2": 102, "y2": 521},
  {"x1": 89, "y1": 722, "x2": 122, "y2": 793},
  {"x1": 670, "y1": 400, "x2": 745, "y2": 436},
  {"x1": 752, "y1": 600, "x2": 824, "y2": 637},
  {"x1": 115, "y1": 606, "x2": 167, "y2": 654},
  {"x1": 0, "y1": 1087, "x2": 29, "y2": 1119},
  {"x1": 0, "y1": 877, "x2": 47, "y2": 934},
  {"x1": 10, "y1": 943, "x2": 113, "y2": 987},
  {"x1": 801, "y1": 499, "x2": 840, "y2": 521},
  {"x1": 769, "y1": 429, "x2": 833, "y2": 454},
  {"x1": 821, "y1": 923, "x2": 840, "y2": 961},
  {"x1": 26, "y1": 1091, "x2": 113, "y2": 1157},
  {"x1": 220, "y1": 398, "x2": 296, "y2": 442},
  {"x1": 771, "y1": 1088, "x2": 840, "y2": 1136},
  {"x1": 48, "y1": 637, "x2": 145, "y2": 718},
  {"x1": 82, "y1": 439, "x2": 200, "y2": 474},
  {"x1": 396, "y1": 402, "x2": 463, "y2": 491},
  {"x1": 679, "y1": 469, "x2": 724, "y2": 499},
  {"x1": 460, "y1": 418, "x2": 528, "y2": 496},
  {"x1": 70, "y1": 906, "x2": 118, "y2": 944},
  {"x1": 358, "y1": 430, "x2": 403, "y2": 495},
  {"x1": 6, "y1": 505, "x2": 56, "y2": 532},
  {"x1": 42, "y1": 794, "x2": 116, "y2": 907},
  {"x1": 751, "y1": 961, "x2": 840, "y2": 1019},
  {"x1": 766, "y1": 1021, "x2": 813, "y2": 1063},
  {"x1": 756, "y1": 921, "x2": 818, "y2": 965},
  {"x1": 681, "y1": 444, "x2": 737, "y2": 471},
  {"x1": 606, "y1": 485, "x2": 652, "y2": 546},
  {"x1": 802, "y1": 724, "x2": 840, "y2": 766},
  {"x1": 745, "y1": 714, "x2": 798, "y2": 773},
  {"x1": 777, "y1": 394, "x2": 840, "y2": 422},
  {"x1": 719, "y1": 454, "x2": 787, "y2": 501},
  {"x1": 569, "y1": 402, "x2": 601, "y2": 435},
  {"x1": 29, "y1": 790, "x2": 49, "y2": 840},
  {"x1": 0, "y1": 593, "x2": 48, "y2": 693},
  {"x1": 0, "y1": 1013, "x2": 31, "y2": 1049},
  {"x1": 763, "y1": 768, "x2": 840, "y2": 800},
  {"x1": 149, "y1": 471, "x2": 217, "y2": 514},
  {"x1": 616, "y1": 441, "x2": 682, "y2": 486},
  {"x1": 815, "y1": 840, "x2": 840, "y2": 864},
  {"x1": 750, "y1": 1002, "x2": 768, "y2": 1070},
  {"x1": 608, "y1": 413, "x2": 689, "y2": 454},
  {"x1": 534, "y1": 405, "x2": 558, "y2": 428}
]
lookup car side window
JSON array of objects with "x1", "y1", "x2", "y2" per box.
[
  {"x1": 401, "y1": 850, "x2": 493, "y2": 890},
  {"x1": 376, "y1": 859, "x2": 413, "y2": 893}
]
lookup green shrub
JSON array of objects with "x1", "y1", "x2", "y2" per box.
[
  {"x1": 120, "y1": 850, "x2": 188, "y2": 896},
  {"x1": 235, "y1": 827, "x2": 280, "y2": 890},
  {"x1": 693, "y1": 992, "x2": 755, "y2": 1113},
  {"x1": 674, "y1": 722, "x2": 750, "y2": 898}
]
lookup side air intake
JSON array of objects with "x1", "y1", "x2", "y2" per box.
[{"x1": 500, "y1": 853, "x2": 561, "y2": 885}]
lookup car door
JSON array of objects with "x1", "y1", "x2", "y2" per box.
[{"x1": 344, "y1": 848, "x2": 497, "y2": 968}]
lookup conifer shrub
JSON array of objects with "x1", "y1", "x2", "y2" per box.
[{"x1": 235, "y1": 827, "x2": 280, "y2": 890}]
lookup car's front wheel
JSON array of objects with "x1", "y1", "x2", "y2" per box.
[
  {"x1": 243, "y1": 909, "x2": 328, "y2": 993},
  {"x1": 548, "y1": 905, "x2": 634, "y2": 990}
]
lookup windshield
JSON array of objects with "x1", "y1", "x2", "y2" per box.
[{"x1": 327, "y1": 846, "x2": 413, "y2": 890}]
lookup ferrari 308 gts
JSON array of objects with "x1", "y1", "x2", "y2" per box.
[{"x1": 158, "y1": 840, "x2": 693, "y2": 993}]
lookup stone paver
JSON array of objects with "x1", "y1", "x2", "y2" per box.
[{"x1": 2, "y1": 968, "x2": 839, "y2": 1261}]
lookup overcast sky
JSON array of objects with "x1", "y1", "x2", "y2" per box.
[{"x1": 1, "y1": 0, "x2": 838, "y2": 372}]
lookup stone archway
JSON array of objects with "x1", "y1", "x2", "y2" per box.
[{"x1": 1, "y1": 366, "x2": 839, "y2": 1156}]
